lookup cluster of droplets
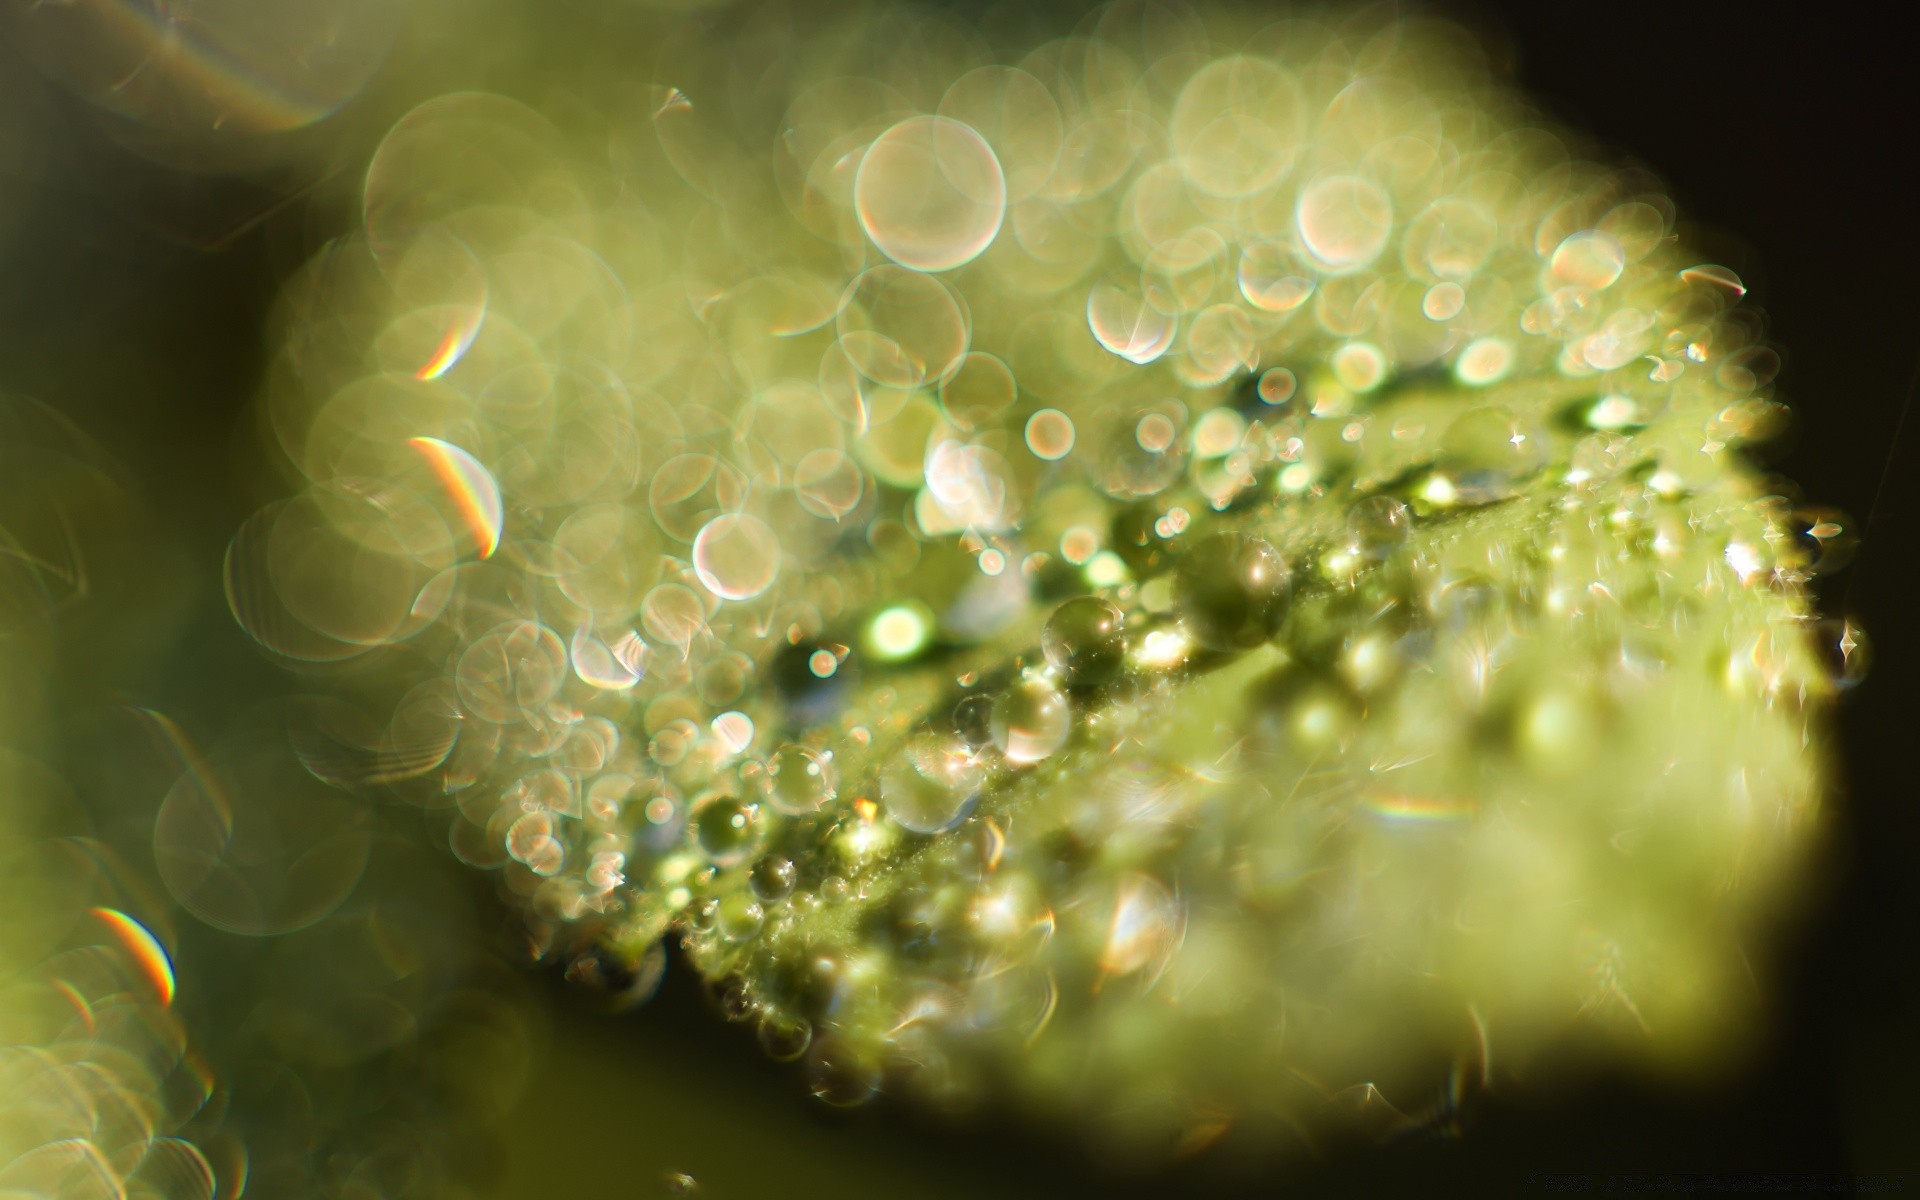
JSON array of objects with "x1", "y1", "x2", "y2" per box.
[{"x1": 232, "y1": 0, "x2": 1855, "y2": 1156}]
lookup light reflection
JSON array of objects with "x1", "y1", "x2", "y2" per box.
[{"x1": 408, "y1": 436, "x2": 503, "y2": 558}]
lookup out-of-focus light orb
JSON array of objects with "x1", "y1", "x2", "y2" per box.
[
  {"x1": 1296, "y1": 174, "x2": 1393, "y2": 272},
  {"x1": 693, "y1": 513, "x2": 781, "y2": 601},
  {"x1": 865, "y1": 602, "x2": 932, "y2": 662},
  {"x1": 856, "y1": 116, "x2": 1007, "y2": 272},
  {"x1": 1025, "y1": 409, "x2": 1075, "y2": 460}
]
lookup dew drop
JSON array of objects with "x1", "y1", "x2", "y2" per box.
[
  {"x1": 881, "y1": 731, "x2": 984, "y2": 834},
  {"x1": 761, "y1": 745, "x2": 837, "y2": 815},
  {"x1": 1042, "y1": 596, "x2": 1127, "y2": 686},
  {"x1": 693, "y1": 793, "x2": 762, "y2": 867},
  {"x1": 1174, "y1": 533, "x2": 1290, "y2": 652},
  {"x1": 1346, "y1": 496, "x2": 1411, "y2": 560},
  {"x1": 990, "y1": 672, "x2": 1071, "y2": 763},
  {"x1": 806, "y1": 1036, "x2": 882, "y2": 1106}
]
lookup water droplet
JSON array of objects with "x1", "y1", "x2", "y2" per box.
[
  {"x1": 757, "y1": 1011, "x2": 813, "y2": 1061},
  {"x1": 953, "y1": 693, "x2": 995, "y2": 746},
  {"x1": 761, "y1": 745, "x2": 837, "y2": 815},
  {"x1": 1438, "y1": 405, "x2": 1545, "y2": 500},
  {"x1": 1042, "y1": 596, "x2": 1127, "y2": 686},
  {"x1": 856, "y1": 116, "x2": 1006, "y2": 272},
  {"x1": 990, "y1": 672, "x2": 1071, "y2": 763},
  {"x1": 1174, "y1": 533, "x2": 1290, "y2": 652},
  {"x1": 806, "y1": 1036, "x2": 881, "y2": 1106},
  {"x1": 693, "y1": 793, "x2": 762, "y2": 867},
  {"x1": 1346, "y1": 496, "x2": 1411, "y2": 560},
  {"x1": 750, "y1": 855, "x2": 797, "y2": 901},
  {"x1": 716, "y1": 892, "x2": 765, "y2": 942},
  {"x1": 882, "y1": 731, "x2": 984, "y2": 834},
  {"x1": 565, "y1": 940, "x2": 667, "y2": 1012}
]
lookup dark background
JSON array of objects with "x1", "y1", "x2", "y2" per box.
[{"x1": 1, "y1": 2, "x2": 1914, "y2": 1195}]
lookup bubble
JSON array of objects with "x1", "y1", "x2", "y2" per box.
[
  {"x1": 153, "y1": 713, "x2": 372, "y2": 937},
  {"x1": 1455, "y1": 337, "x2": 1515, "y2": 386},
  {"x1": 555, "y1": 504, "x2": 664, "y2": 617},
  {"x1": 939, "y1": 351, "x2": 1018, "y2": 431},
  {"x1": 791, "y1": 449, "x2": 865, "y2": 520},
  {"x1": 837, "y1": 266, "x2": 971, "y2": 388},
  {"x1": 717, "y1": 893, "x2": 765, "y2": 942},
  {"x1": 990, "y1": 673, "x2": 1071, "y2": 764},
  {"x1": 1403, "y1": 196, "x2": 1498, "y2": 280},
  {"x1": 1331, "y1": 343, "x2": 1387, "y2": 392},
  {"x1": 1170, "y1": 56, "x2": 1306, "y2": 197},
  {"x1": 1438, "y1": 405, "x2": 1546, "y2": 501},
  {"x1": 456, "y1": 620, "x2": 567, "y2": 724},
  {"x1": 925, "y1": 439, "x2": 1014, "y2": 531},
  {"x1": 693, "y1": 513, "x2": 781, "y2": 601},
  {"x1": 856, "y1": 116, "x2": 1006, "y2": 272},
  {"x1": 806, "y1": 1036, "x2": 881, "y2": 1107},
  {"x1": 1025, "y1": 409, "x2": 1075, "y2": 460},
  {"x1": 1175, "y1": 533, "x2": 1290, "y2": 652},
  {"x1": 1237, "y1": 243, "x2": 1315, "y2": 312},
  {"x1": 1297, "y1": 175, "x2": 1392, "y2": 272},
  {"x1": 641, "y1": 582, "x2": 708, "y2": 648},
  {"x1": 16, "y1": 0, "x2": 401, "y2": 156},
  {"x1": 952, "y1": 693, "x2": 995, "y2": 747},
  {"x1": 693, "y1": 794, "x2": 762, "y2": 868},
  {"x1": 1087, "y1": 278, "x2": 1176, "y2": 364},
  {"x1": 757, "y1": 1010, "x2": 813, "y2": 1062},
  {"x1": 1550, "y1": 231, "x2": 1626, "y2": 290},
  {"x1": 761, "y1": 746, "x2": 837, "y2": 815},
  {"x1": 1256, "y1": 367, "x2": 1298, "y2": 407},
  {"x1": 1041, "y1": 596, "x2": 1127, "y2": 687},
  {"x1": 363, "y1": 92, "x2": 577, "y2": 265},
  {"x1": 1346, "y1": 496, "x2": 1411, "y2": 560},
  {"x1": 939, "y1": 66, "x2": 1063, "y2": 201},
  {"x1": 1184, "y1": 304, "x2": 1258, "y2": 386},
  {"x1": 881, "y1": 731, "x2": 984, "y2": 834},
  {"x1": 1421, "y1": 282, "x2": 1465, "y2": 320},
  {"x1": 650, "y1": 453, "x2": 749, "y2": 544},
  {"x1": 712, "y1": 711, "x2": 755, "y2": 756},
  {"x1": 750, "y1": 855, "x2": 798, "y2": 901}
]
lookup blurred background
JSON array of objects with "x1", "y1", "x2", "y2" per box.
[{"x1": 0, "y1": 1, "x2": 1912, "y2": 1195}]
